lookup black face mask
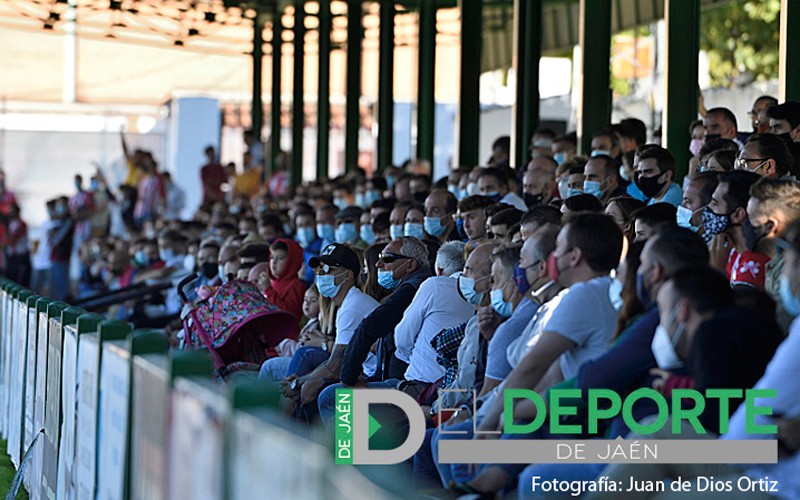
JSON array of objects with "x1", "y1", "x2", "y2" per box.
[
  {"x1": 742, "y1": 219, "x2": 769, "y2": 252},
  {"x1": 524, "y1": 192, "x2": 544, "y2": 207},
  {"x1": 704, "y1": 133, "x2": 721, "y2": 142},
  {"x1": 635, "y1": 173, "x2": 667, "y2": 199},
  {"x1": 776, "y1": 132, "x2": 792, "y2": 143},
  {"x1": 200, "y1": 262, "x2": 219, "y2": 279}
]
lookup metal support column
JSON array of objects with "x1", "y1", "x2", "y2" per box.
[
  {"x1": 577, "y1": 0, "x2": 611, "y2": 155},
  {"x1": 292, "y1": 0, "x2": 305, "y2": 187},
  {"x1": 458, "y1": 0, "x2": 481, "y2": 167},
  {"x1": 416, "y1": 0, "x2": 436, "y2": 164},
  {"x1": 664, "y1": 0, "x2": 699, "y2": 181},
  {"x1": 270, "y1": 5, "x2": 282, "y2": 170},
  {"x1": 779, "y1": 0, "x2": 800, "y2": 102},
  {"x1": 317, "y1": 0, "x2": 331, "y2": 180},
  {"x1": 345, "y1": 0, "x2": 363, "y2": 172},
  {"x1": 512, "y1": 0, "x2": 542, "y2": 169},
  {"x1": 377, "y1": 0, "x2": 395, "y2": 171},
  {"x1": 252, "y1": 12, "x2": 264, "y2": 143}
]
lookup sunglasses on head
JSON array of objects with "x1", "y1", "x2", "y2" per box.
[{"x1": 379, "y1": 253, "x2": 410, "y2": 264}]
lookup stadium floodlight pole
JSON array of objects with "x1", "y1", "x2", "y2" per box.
[
  {"x1": 252, "y1": 10, "x2": 264, "y2": 147},
  {"x1": 416, "y1": 0, "x2": 436, "y2": 165},
  {"x1": 511, "y1": 0, "x2": 541, "y2": 169},
  {"x1": 345, "y1": 0, "x2": 363, "y2": 173},
  {"x1": 270, "y1": 2, "x2": 283, "y2": 176}
]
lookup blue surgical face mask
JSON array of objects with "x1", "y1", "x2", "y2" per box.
[
  {"x1": 389, "y1": 224, "x2": 404, "y2": 240},
  {"x1": 619, "y1": 165, "x2": 631, "y2": 182},
  {"x1": 404, "y1": 222, "x2": 425, "y2": 239},
  {"x1": 316, "y1": 273, "x2": 342, "y2": 298},
  {"x1": 608, "y1": 277, "x2": 623, "y2": 311},
  {"x1": 676, "y1": 205, "x2": 701, "y2": 232},
  {"x1": 557, "y1": 178, "x2": 569, "y2": 199},
  {"x1": 355, "y1": 193, "x2": 366, "y2": 207},
  {"x1": 583, "y1": 180, "x2": 604, "y2": 199},
  {"x1": 159, "y1": 248, "x2": 175, "y2": 262},
  {"x1": 296, "y1": 227, "x2": 317, "y2": 248},
  {"x1": 467, "y1": 182, "x2": 479, "y2": 196},
  {"x1": 335, "y1": 223, "x2": 358, "y2": 243},
  {"x1": 448, "y1": 185, "x2": 460, "y2": 198},
  {"x1": 780, "y1": 274, "x2": 800, "y2": 318},
  {"x1": 484, "y1": 191, "x2": 502, "y2": 202},
  {"x1": 317, "y1": 223, "x2": 336, "y2": 243},
  {"x1": 424, "y1": 216, "x2": 447, "y2": 237},
  {"x1": 360, "y1": 225, "x2": 376, "y2": 245},
  {"x1": 377, "y1": 269, "x2": 399, "y2": 290},
  {"x1": 134, "y1": 250, "x2": 148, "y2": 267},
  {"x1": 591, "y1": 150, "x2": 610, "y2": 158},
  {"x1": 386, "y1": 175, "x2": 396, "y2": 190},
  {"x1": 218, "y1": 264, "x2": 226, "y2": 283},
  {"x1": 490, "y1": 288, "x2": 513, "y2": 318},
  {"x1": 90, "y1": 179, "x2": 99, "y2": 191},
  {"x1": 566, "y1": 188, "x2": 583, "y2": 198},
  {"x1": 553, "y1": 152, "x2": 566, "y2": 165},
  {"x1": 364, "y1": 190, "x2": 381, "y2": 206},
  {"x1": 334, "y1": 198, "x2": 349, "y2": 210},
  {"x1": 458, "y1": 275, "x2": 486, "y2": 305}
]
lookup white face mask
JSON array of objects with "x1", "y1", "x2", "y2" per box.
[
  {"x1": 608, "y1": 277, "x2": 623, "y2": 311},
  {"x1": 651, "y1": 309, "x2": 685, "y2": 370}
]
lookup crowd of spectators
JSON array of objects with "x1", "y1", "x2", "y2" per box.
[{"x1": 3, "y1": 98, "x2": 800, "y2": 499}]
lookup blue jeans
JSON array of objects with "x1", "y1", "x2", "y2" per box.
[
  {"x1": 50, "y1": 261, "x2": 70, "y2": 301},
  {"x1": 317, "y1": 379, "x2": 400, "y2": 426},
  {"x1": 287, "y1": 346, "x2": 330, "y2": 377},
  {"x1": 432, "y1": 419, "x2": 479, "y2": 487},
  {"x1": 413, "y1": 429, "x2": 441, "y2": 487},
  {"x1": 258, "y1": 357, "x2": 292, "y2": 382}
]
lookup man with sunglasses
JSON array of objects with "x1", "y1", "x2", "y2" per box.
[{"x1": 316, "y1": 237, "x2": 433, "y2": 424}]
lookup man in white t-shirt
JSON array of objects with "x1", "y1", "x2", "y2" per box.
[
  {"x1": 282, "y1": 243, "x2": 379, "y2": 413},
  {"x1": 474, "y1": 212, "x2": 623, "y2": 435}
]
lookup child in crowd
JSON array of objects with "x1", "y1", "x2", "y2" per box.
[{"x1": 264, "y1": 238, "x2": 305, "y2": 322}]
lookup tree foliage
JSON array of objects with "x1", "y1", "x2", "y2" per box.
[{"x1": 700, "y1": 0, "x2": 780, "y2": 88}]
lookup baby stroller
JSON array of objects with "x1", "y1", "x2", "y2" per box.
[{"x1": 178, "y1": 275, "x2": 298, "y2": 378}]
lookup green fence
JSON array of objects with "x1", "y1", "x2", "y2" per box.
[{"x1": 0, "y1": 277, "x2": 402, "y2": 500}]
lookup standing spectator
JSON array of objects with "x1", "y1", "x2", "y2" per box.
[
  {"x1": 200, "y1": 146, "x2": 227, "y2": 204},
  {"x1": 31, "y1": 200, "x2": 57, "y2": 294},
  {"x1": 162, "y1": 172, "x2": 186, "y2": 221},
  {"x1": 89, "y1": 170, "x2": 114, "y2": 236},
  {"x1": 243, "y1": 129, "x2": 265, "y2": 168},
  {"x1": 4, "y1": 204, "x2": 30, "y2": 287},
  {"x1": 48, "y1": 197, "x2": 73, "y2": 301},
  {"x1": 69, "y1": 175, "x2": 96, "y2": 282},
  {"x1": 133, "y1": 155, "x2": 165, "y2": 230},
  {"x1": 0, "y1": 169, "x2": 18, "y2": 216}
]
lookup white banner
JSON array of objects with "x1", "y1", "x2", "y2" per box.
[
  {"x1": 57, "y1": 324, "x2": 79, "y2": 500},
  {"x1": 74, "y1": 334, "x2": 99, "y2": 500},
  {"x1": 96, "y1": 341, "x2": 130, "y2": 500},
  {"x1": 129, "y1": 355, "x2": 169, "y2": 500}
]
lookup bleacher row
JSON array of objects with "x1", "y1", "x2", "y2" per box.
[{"x1": 0, "y1": 278, "x2": 398, "y2": 500}]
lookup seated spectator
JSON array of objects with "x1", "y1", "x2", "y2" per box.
[
  {"x1": 635, "y1": 145, "x2": 683, "y2": 207},
  {"x1": 371, "y1": 211, "x2": 391, "y2": 247},
  {"x1": 519, "y1": 205, "x2": 563, "y2": 240},
  {"x1": 605, "y1": 196, "x2": 646, "y2": 243},
  {"x1": 521, "y1": 165, "x2": 558, "y2": 208},
  {"x1": 737, "y1": 133, "x2": 795, "y2": 180},
  {"x1": 389, "y1": 201, "x2": 411, "y2": 240},
  {"x1": 264, "y1": 238, "x2": 306, "y2": 322},
  {"x1": 281, "y1": 243, "x2": 379, "y2": 421},
  {"x1": 678, "y1": 171, "x2": 718, "y2": 244},
  {"x1": 456, "y1": 195, "x2": 494, "y2": 243},
  {"x1": 477, "y1": 167, "x2": 527, "y2": 211},
  {"x1": 583, "y1": 154, "x2": 625, "y2": 204},
  {"x1": 404, "y1": 203, "x2": 427, "y2": 239},
  {"x1": 334, "y1": 206, "x2": 365, "y2": 246},
  {"x1": 632, "y1": 203, "x2": 677, "y2": 242},
  {"x1": 561, "y1": 193, "x2": 604, "y2": 215},
  {"x1": 423, "y1": 189, "x2": 459, "y2": 243},
  {"x1": 487, "y1": 207, "x2": 523, "y2": 242}
]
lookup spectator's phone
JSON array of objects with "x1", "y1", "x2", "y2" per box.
[{"x1": 178, "y1": 273, "x2": 200, "y2": 304}]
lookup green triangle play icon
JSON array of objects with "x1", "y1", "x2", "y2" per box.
[{"x1": 368, "y1": 413, "x2": 382, "y2": 439}]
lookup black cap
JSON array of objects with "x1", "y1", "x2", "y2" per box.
[{"x1": 308, "y1": 243, "x2": 360, "y2": 277}]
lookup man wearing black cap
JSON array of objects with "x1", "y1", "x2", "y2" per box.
[{"x1": 282, "y1": 243, "x2": 379, "y2": 418}]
